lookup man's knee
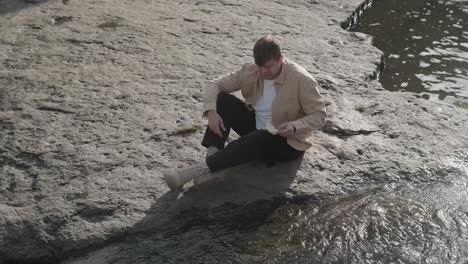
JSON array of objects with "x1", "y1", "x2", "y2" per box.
[
  {"x1": 240, "y1": 130, "x2": 273, "y2": 145},
  {"x1": 216, "y1": 92, "x2": 235, "y2": 105}
]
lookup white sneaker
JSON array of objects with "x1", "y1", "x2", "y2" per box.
[
  {"x1": 163, "y1": 162, "x2": 210, "y2": 191},
  {"x1": 193, "y1": 168, "x2": 226, "y2": 187},
  {"x1": 189, "y1": 147, "x2": 221, "y2": 188}
]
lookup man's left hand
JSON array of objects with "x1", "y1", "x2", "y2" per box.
[{"x1": 277, "y1": 122, "x2": 296, "y2": 137}]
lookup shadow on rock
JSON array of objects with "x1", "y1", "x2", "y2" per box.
[
  {"x1": 138, "y1": 156, "x2": 305, "y2": 230},
  {"x1": 63, "y1": 157, "x2": 304, "y2": 263}
]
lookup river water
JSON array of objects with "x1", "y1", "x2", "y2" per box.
[
  {"x1": 65, "y1": 157, "x2": 468, "y2": 263},
  {"x1": 64, "y1": 1, "x2": 468, "y2": 263},
  {"x1": 351, "y1": 0, "x2": 468, "y2": 108}
]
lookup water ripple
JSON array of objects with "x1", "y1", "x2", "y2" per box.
[{"x1": 352, "y1": 0, "x2": 468, "y2": 106}]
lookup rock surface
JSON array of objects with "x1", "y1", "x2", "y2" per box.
[{"x1": 0, "y1": 0, "x2": 467, "y2": 263}]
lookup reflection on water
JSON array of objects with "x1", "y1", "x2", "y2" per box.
[
  {"x1": 351, "y1": 0, "x2": 468, "y2": 105},
  {"x1": 254, "y1": 177, "x2": 468, "y2": 263},
  {"x1": 66, "y1": 158, "x2": 468, "y2": 264}
]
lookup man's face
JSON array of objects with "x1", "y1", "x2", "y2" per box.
[{"x1": 259, "y1": 56, "x2": 284, "y2": 80}]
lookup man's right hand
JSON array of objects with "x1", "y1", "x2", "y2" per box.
[{"x1": 207, "y1": 110, "x2": 226, "y2": 137}]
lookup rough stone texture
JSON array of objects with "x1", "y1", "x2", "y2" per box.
[{"x1": 0, "y1": 0, "x2": 467, "y2": 263}]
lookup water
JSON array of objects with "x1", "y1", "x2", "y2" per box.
[
  {"x1": 351, "y1": 0, "x2": 468, "y2": 107},
  {"x1": 64, "y1": 157, "x2": 468, "y2": 264},
  {"x1": 0, "y1": 0, "x2": 49, "y2": 16}
]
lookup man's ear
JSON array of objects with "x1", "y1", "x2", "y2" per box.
[{"x1": 279, "y1": 55, "x2": 284, "y2": 64}]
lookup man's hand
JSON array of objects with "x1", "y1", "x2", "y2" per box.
[
  {"x1": 207, "y1": 110, "x2": 226, "y2": 137},
  {"x1": 277, "y1": 122, "x2": 296, "y2": 137}
]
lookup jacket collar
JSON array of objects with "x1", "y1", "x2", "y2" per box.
[{"x1": 274, "y1": 58, "x2": 288, "y2": 85}]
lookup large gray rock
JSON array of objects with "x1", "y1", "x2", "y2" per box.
[{"x1": 0, "y1": 0, "x2": 467, "y2": 262}]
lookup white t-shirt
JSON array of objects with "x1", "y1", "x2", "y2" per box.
[{"x1": 253, "y1": 79, "x2": 276, "y2": 129}]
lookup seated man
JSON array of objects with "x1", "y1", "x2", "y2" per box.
[{"x1": 164, "y1": 35, "x2": 326, "y2": 191}]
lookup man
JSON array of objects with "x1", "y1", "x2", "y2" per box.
[{"x1": 164, "y1": 36, "x2": 326, "y2": 191}]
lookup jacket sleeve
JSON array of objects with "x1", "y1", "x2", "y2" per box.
[
  {"x1": 203, "y1": 66, "x2": 244, "y2": 113},
  {"x1": 291, "y1": 75, "x2": 327, "y2": 133}
]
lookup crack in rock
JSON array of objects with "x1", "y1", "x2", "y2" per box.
[
  {"x1": 0, "y1": 152, "x2": 47, "y2": 170},
  {"x1": 322, "y1": 121, "x2": 379, "y2": 139},
  {"x1": 74, "y1": 202, "x2": 120, "y2": 223}
]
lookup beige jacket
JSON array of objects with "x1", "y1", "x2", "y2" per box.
[{"x1": 203, "y1": 58, "x2": 326, "y2": 151}]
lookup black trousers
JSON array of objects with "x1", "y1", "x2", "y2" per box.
[{"x1": 202, "y1": 93, "x2": 304, "y2": 172}]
